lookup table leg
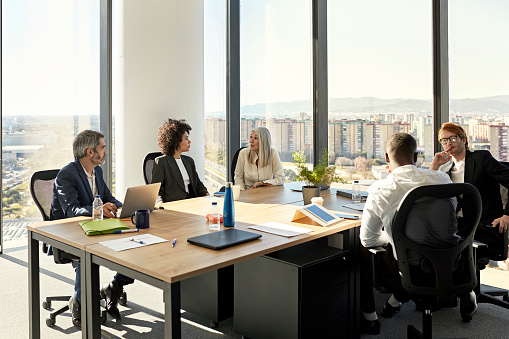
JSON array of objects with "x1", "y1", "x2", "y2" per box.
[
  {"x1": 85, "y1": 252, "x2": 101, "y2": 338},
  {"x1": 28, "y1": 231, "x2": 40, "y2": 339},
  {"x1": 163, "y1": 281, "x2": 181, "y2": 338}
]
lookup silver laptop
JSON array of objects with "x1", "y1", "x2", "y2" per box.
[{"x1": 118, "y1": 183, "x2": 161, "y2": 218}]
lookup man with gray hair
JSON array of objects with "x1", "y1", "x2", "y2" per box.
[
  {"x1": 359, "y1": 133, "x2": 476, "y2": 335},
  {"x1": 50, "y1": 130, "x2": 132, "y2": 328}
]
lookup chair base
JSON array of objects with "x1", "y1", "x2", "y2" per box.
[
  {"x1": 42, "y1": 295, "x2": 108, "y2": 327},
  {"x1": 477, "y1": 289, "x2": 509, "y2": 309},
  {"x1": 407, "y1": 309, "x2": 432, "y2": 339}
]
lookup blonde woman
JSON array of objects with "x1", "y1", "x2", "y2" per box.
[{"x1": 234, "y1": 126, "x2": 285, "y2": 190}]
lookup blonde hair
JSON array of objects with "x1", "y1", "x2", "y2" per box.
[{"x1": 248, "y1": 126, "x2": 272, "y2": 167}]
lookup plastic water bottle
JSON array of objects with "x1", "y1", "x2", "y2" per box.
[
  {"x1": 93, "y1": 195, "x2": 103, "y2": 221},
  {"x1": 223, "y1": 182, "x2": 235, "y2": 227},
  {"x1": 352, "y1": 180, "x2": 361, "y2": 203},
  {"x1": 209, "y1": 202, "x2": 221, "y2": 231}
]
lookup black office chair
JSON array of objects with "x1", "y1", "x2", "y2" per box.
[
  {"x1": 219, "y1": 147, "x2": 246, "y2": 191},
  {"x1": 30, "y1": 170, "x2": 107, "y2": 327},
  {"x1": 474, "y1": 182, "x2": 509, "y2": 309},
  {"x1": 143, "y1": 151, "x2": 163, "y2": 185},
  {"x1": 372, "y1": 183, "x2": 481, "y2": 339}
]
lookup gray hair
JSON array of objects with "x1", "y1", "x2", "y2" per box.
[
  {"x1": 248, "y1": 126, "x2": 272, "y2": 168},
  {"x1": 73, "y1": 130, "x2": 105, "y2": 159}
]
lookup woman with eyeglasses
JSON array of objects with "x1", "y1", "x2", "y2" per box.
[{"x1": 431, "y1": 122, "x2": 509, "y2": 236}]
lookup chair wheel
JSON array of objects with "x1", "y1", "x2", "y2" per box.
[
  {"x1": 42, "y1": 300, "x2": 51, "y2": 309},
  {"x1": 101, "y1": 310, "x2": 107, "y2": 324},
  {"x1": 209, "y1": 321, "x2": 218, "y2": 328},
  {"x1": 119, "y1": 291, "x2": 127, "y2": 306},
  {"x1": 46, "y1": 317, "x2": 55, "y2": 327},
  {"x1": 461, "y1": 314, "x2": 472, "y2": 323}
]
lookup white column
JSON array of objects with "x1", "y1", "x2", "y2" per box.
[{"x1": 114, "y1": 0, "x2": 204, "y2": 198}]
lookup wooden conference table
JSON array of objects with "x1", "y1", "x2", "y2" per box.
[{"x1": 28, "y1": 184, "x2": 363, "y2": 339}]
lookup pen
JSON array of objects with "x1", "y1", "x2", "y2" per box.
[
  {"x1": 130, "y1": 238, "x2": 144, "y2": 244},
  {"x1": 172, "y1": 238, "x2": 177, "y2": 247},
  {"x1": 113, "y1": 228, "x2": 139, "y2": 234}
]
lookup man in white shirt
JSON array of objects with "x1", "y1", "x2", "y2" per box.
[{"x1": 359, "y1": 133, "x2": 476, "y2": 335}]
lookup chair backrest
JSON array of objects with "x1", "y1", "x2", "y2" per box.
[
  {"x1": 392, "y1": 183, "x2": 481, "y2": 306},
  {"x1": 231, "y1": 147, "x2": 246, "y2": 184},
  {"x1": 143, "y1": 152, "x2": 163, "y2": 185},
  {"x1": 30, "y1": 170, "x2": 60, "y2": 221}
]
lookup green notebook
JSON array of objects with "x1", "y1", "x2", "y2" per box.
[{"x1": 79, "y1": 218, "x2": 129, "y2": 236}]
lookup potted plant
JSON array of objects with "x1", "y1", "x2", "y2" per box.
[{"x1": 292, "y1": 149, "x2": 343, "y2": 204}]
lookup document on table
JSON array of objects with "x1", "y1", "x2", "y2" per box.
[
  {"x1": 99, "y1": 234, "x2": 168, "y2": 251},
  {"x1": 343, "y1": 203, "x2": 365, "y2": 211},
  {"x1": 249, "y1": 222, "x2": 314, "y2": 237}
]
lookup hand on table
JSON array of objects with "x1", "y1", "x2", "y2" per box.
[
  {"x1": 103, "y1": 202, "x2": 118, "y2": 219},
  {"x1": 251, "y1": 182, "x2": 272, "y2": 189}
]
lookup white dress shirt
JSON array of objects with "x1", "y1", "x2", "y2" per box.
[
  {"x1": 175, "y1": 158, "x2": 190, "y2": 193},
  {"x1": 360, "y1": 165, "x2": 453, "y2": 259},
  {"x1": 79, "y1": 160, "x2": 97, "y2": 196},
  {"x1": 234, "y1": 148, "x2": 285, "y2": 190}
]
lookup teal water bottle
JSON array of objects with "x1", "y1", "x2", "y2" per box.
[{"x1": 223, "y1": 182, "x2": 235, "y2": 227}]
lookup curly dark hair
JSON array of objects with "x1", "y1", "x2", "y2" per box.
[{"x1": 157, "y1": 119, "x2": 192, "y2": 156}]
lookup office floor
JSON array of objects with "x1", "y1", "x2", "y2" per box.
[{"x1": 1, "y1": 237, "x2": 508, "y2": 338}]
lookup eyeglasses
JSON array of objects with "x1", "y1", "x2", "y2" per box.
[{"x1": 439, "y1": 135, "x2": 459, "y2": 145}]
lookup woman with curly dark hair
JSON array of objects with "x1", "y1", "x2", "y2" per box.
[{"x1": 151, "y1": 119, "x2": 209, "y2": 202}]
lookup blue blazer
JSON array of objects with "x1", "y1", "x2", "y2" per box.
[{"x1": 50, "y1": 159, "x2": 122, "y2": 220}]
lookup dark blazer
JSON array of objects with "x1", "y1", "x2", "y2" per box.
[
  {"x1": 50, "y1": 159, "x2": 122, "y2": 220},
  {"x1": 441, "y1": 150, "x2": 509, "y2": 222},
  {"x1": 151, "y1": 154, "x2": 208, "y2": 202}
]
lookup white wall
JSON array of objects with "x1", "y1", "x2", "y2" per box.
[{"x1": 114, "y1": 0, "x2": 204, "y2": 197}]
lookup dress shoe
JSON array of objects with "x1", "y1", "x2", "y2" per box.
[
  {"x1": 460, "y1": 291, "x2": 478, "y2": 318},
  {"x1": 381, "y1": 300, "x2": 402, "y2": 318},
  {"x1": 68, "y1": 296, "x2": 81, "y2": 328},
  {"x1": 100, "y1": 279, "x2": 122, "y2": 320},
  {"x1": 360, "y1": 316, "x2": 381, "y2": 335}
]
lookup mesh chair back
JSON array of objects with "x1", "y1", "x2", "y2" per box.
[
  {"x1": 143, "y1": 152, "x2": 163, "y2": 185},
  {"x1": 231, "y1": 147, "x2": 246, "y2": 184},
  {"x1": 30, "y1": 170, "x2": 60, "y2": 221},
  {"x1": 392, "y1": 183, "x2": 481, "y2": 306}
]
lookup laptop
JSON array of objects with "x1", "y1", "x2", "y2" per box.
[
  {"x1": 187, "y1": 228, "x2": 262, "y2": 250},
  {"x1": 117, "y1": 183, "x2": 161, "y2": 218}
]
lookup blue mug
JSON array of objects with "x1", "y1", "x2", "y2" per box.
[{"x1": 131, "y1": 209, "x2": 150, "y2": 229}]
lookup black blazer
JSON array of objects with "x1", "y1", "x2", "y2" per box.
[
  {"x1": 441, "y1": 150, "x2": 509, "y2": 222},
  {"x1": 50, "y1": 159, "x2": 122, "y2": 220},
  {"x1": 151, "y1": 154, "x2": 208, "y2": 202}
]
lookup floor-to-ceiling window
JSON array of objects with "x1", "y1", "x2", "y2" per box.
[
  {"x1": 327, "y1": 0, "x2": 432, "y2": 182},
  {"x1": 449, "y1": 1, "x2": 509, "y2": 161},
  {"x1": 239, "y1": 0, "x2": 312, "y2": 182},
  {"x1": 2, "y1": 1, "x2": 100, "y2": 232},
  {"x1": 204, "y1": 0, "x2": 227, "y2": 192}
]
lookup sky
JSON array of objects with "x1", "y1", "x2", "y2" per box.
[
  {"x1": 2, "y1": 0, "x2": 99, "y2": 116},
  {"x1": 205, "y1": 0, "x2": 509, "y2": 112},
  {"x1": 2, "y1": 0, "x2": 508, "y2": 116}
]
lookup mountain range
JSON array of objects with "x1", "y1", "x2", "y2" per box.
[{"x1": 207, "y1": 95, "x2": 509, "y2": 117}]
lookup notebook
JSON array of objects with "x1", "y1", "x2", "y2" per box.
[
  {"x1": 187, "y1": 228, "x2": 262, "y2": 250},
  {"x1": 79, "y1": 218, "x2": 129, "y2": 236},
  {"x1": 118, "y1": 183, "x2": 161, "y2": 218}
]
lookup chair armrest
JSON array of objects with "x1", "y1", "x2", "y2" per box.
[
  {"x1": 473, "y1": 240, "x2": 488, "y2": 249},
  {"x1": 368, "y1": 246, "x2": 386, "y2": 255}
]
